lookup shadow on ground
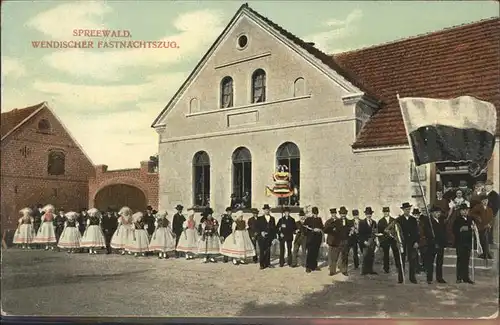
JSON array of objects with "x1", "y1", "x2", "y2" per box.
[{"x1": 237, "y1": 269, "x2": 498, "y2": 318}]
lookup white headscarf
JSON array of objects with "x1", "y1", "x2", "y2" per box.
[
  {"x1": 19, "y1": 207, "x2": 33, "y2": 218},
  {"x1": 65, "y1": 211, "x2": 78, "y2": 220},
  {"x1": 87, "y1": 208, "x2": 101, "y2": 218},
  {"x1": 132, "y1": 212, "x2": 144, "y2": 222},
  {"x1": 42, "y1": 204, "x2": 55, "y2": 213}
]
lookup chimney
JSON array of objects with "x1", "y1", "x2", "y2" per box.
[{"x1": 306, "y1": 42, "x2": 315, "y2": 47}]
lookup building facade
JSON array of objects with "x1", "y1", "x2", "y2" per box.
[
  {"x1": 152, "y1": 5, "x2": 500, "y2": 219},
  {"x1": 1, "y1": 102, "x2": 94, "y2": 229}
]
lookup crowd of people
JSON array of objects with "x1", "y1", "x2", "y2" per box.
[{"x1": 11, "y1": 179, "x2": 498, "y2": 285}]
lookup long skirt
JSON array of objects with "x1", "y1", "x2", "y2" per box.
[
  {"x1": 58, "y1": 227, "x2": 81, "y2": 249},
  {"x1": 34, "y1": 222, "x2": 57, "y2": 243},
  {"x1": 13, "y1": 224, "x2": 35, "y2": 244},
  {"x1": 176, "y1": 229, "x2": 199, "y2": 253},
  {"x1": 110, "y1": 224, "x2": 133, "y2": 249},
  {"x1": 125, "y1": 229, "x2": 150, "y2": 253},
  {"x1": 149, "y1": 227, "x2": 176, "y2": 252},
  {"x1": 220, "y1": 230, "x2": 256, "y2": 259},
  {"x1": 197, "y1": 234, "x2": 221, "y2": 255},
  {"x1": 80, "y1": 225, "x2": 106, "y2": 248}
]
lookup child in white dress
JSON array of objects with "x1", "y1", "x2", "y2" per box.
[
  {"x1": 149, "y1": 210, "x2": 176, "y2": 259},
  {"x1": 176, "y1": 209, "x2": 199, "y2": 259},
  {"x1": 220, "y1": 210, "x2": 256, "y2": 265},
  {"x1": 80, "y1": 208, "x2": 106, "y2": 254},
  {"x1": 126, "y1": 212, "x2": 150, "y2": 257},
  {"x1": 111, "y1": 206, "x2": 134, "y2": 255},
  {"x1": 34, "y1": 204, "x2": 57, "y2": 250},
  {"x1": 13, "y1": 207, "x2": 35, "y2": 249},
  {"x1": 57, "y1": 212, "x2": 82, "y2": 253}
]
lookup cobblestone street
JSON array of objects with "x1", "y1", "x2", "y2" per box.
[{"x1": 1, "y1": 248, "x2": 497, "y2": 318}]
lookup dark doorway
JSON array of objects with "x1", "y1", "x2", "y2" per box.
[{"x1": 94, "y1": 184, "x2": 147, "y2": 212}]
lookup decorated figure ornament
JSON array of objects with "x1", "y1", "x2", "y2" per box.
[{"x1": 266, "y1": 165, "x2": 294, "y2": 198}]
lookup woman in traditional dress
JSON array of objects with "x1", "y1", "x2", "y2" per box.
[
  {"x1": 220, "y1": 210, "x2": 256, "y2": 265},
  {"x1": 126, "y1": 212, "x2": 150, "y2": 257},
  {"x1": 57, "y1": 211, "x2": 82, "y2": 253},
  {"x1": 176, "y1": 209, "x2": 199, "y2": 259},
  {"x1": 149, "y1": 210, "x2": 176, "y2": 259},
  {"x1": 80, "y1": 208, "x2": 106, "y2": 254},
  {"x1": 110, "y1": 206, "x2": 134, "y2": 255},
  {"x1": 13, "y1": 207, "x2": 35, "y2": 249},
  {"x1": 197, "y1": 207, "x2": 221, "y2": 263},
  {"x1": 34, "y1": 204, "x2": 57, "y2": 250}
]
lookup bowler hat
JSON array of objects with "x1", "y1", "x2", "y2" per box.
[
  {"x1": 339, "y1": 206, "x2": 348, "y2": 214},
  {"x1": 430, "y1": 205, "x2": 442, "y2": 213},
  {"x1": 175, "y1": 204, "x2": 184, "y2": 210},
  {"x1": 225, "y1": 207, "x2": 232, "y2": 212},
  {"x1": 202, "y1": 207, "x2": 214, "y2": 216},
  {"x1": 251, "y1": 208, "x2": 259, "y2": 214},
  {"x1": 329, "y1": 208, "x2": 337, "y2": 214},
  {"x1": 382, "y1": 207, "x2": 390, "y2": 212},
  {"x1": 147, "y1": 205, "x2": 153, "y2": 210},
  {"x1": 311, "y1": 207, "x2": 319, "y2": 214},
  {"x1": 283, "y1": 206, "x2": 290, "y2": 212},
  {"x1": 400, "y1": 202, "x2": 412, "y2": 209},
  {"x1": 364, "y1": 207, "x2": 374, "y2": 214},
  {"x1": 152, "y1": 209, "x2": 158, "y2": 214},
  {"x1": 352, "y1": 209, "x2": 359, "y2": 216},
  {"x1": 458, "y1": 203, "x2": 469, "y2": 210},
  {"x1": 299, "y1": 210, "x2": 306, "y2": 216},
  {"x1": 412, "y1": 208, "x2": 421, "y2": 215},
  {"x1": 262, "y1": 204, "x2": 271, "y2": 210}
]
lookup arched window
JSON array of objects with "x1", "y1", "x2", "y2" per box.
[
  {"x1": 193, "y1": 151, "x2": 210, "y2": 207},
  {"x1": 220, "y1": 77, "x2": 234, "y2": 108},
  {"x1": 232, "y1": 147, "x2": 252, "y2": 209},
  {"x1": 38, "y1": 119, "x2": 51, "y2": 133},
  {"x1": 276, "y1": 142, "x2": 300, "y2": 206},
  {"x1": 251, "y1": 69, "x2": 266, "y2": 103},
  {"x1": 47, "y1": 150, "x2": 65, "y2": 175},
  {"x1": 293, "y1": 77, "x2": 305, "y2": 97},
  {"x1": 189, "y1": 98, "x2": 200, "y2": 114}
]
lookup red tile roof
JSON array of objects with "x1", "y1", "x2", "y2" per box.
[
  {"x1": 334, "y1": 18, "x2": 500, "y2": 148},
  {"x1": 1, "y1": 102, "x2": 45, "y2": 139}
]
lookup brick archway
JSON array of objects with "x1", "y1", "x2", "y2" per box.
[{"x1": 88, "y1": 163, "x2": 158, "y2": 211}]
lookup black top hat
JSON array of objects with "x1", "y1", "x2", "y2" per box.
[
  {"x1": 299, "y1": 210, "x2": 306, "y2": 216},
  {"x1": 201, "y1": 207, "x2": 214, "y2": 216},
  {"x1": 329, "y1": 208, "x2": 337, "y2": 214},
  {"x1": 400, "y1": 202, "x2": 412, "y2": 209},
  {"x1": 458, "y1": 203, "x2": 469, "y2": 210},
  {"x1": 59, "y1": 208, "x2": 65, "y2": 211},
  {"x1": 311, "y1": 207, "x2": 319, "y2": 214},
  {"x1": 364, "y1": 207, "x2": 374, "y2": 214},
  {"x1": 152, "y1": 209, "x2": 158, "y2": 214},
  {"x1": 412, "y1": 208, "x2": 421, "y2": 215},
  {"x1": 283, "y1": 206, "x2": 290, "y2": 212},
  {"x1": 430, "y1": 205, "x2": 442, "y2": 213},
  {"x1": 339, "y1": 206, "x2": 348, "y2": 214},
  {"x1": 175, "y1": 204, "x2": 184, "y2": 210},
  {"x1": 382, "y1": 207, "x2": 390, "y2": 212},
  {"x1": 225, "y1": 207, "x2": 232, "y2": 212},
  {"x1": 107, "y1": 207, "x2": 114, "y2": 212},
  {"x1": 146, "y1": 205, "x2": 153, "y2": 210},
  {"x1": 262, "y1": 204, "x2": 271, "y2": 210},
  {"x1": 352, "y1": 209, "x2": 359, "y2": 216},
  {"x1": 251, "y1": 208, "x2": 259, "y2": 214}
]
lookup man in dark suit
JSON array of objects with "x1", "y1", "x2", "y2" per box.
[
  {"x1": 377, "y1": 206, "x2": 402, "y2": 274},
  {"x1": 144, "y1": 206, "x2": 156, "y2": 238},
  {"x1": 254, "y1": 204, "x2": 277, "y2": 270},
  {"x1": 485, "y1": 180, "x2": 498, "y2": 245},
  {"x1": 276, "y1": 207, "x2": 297, "y2": 267},
  {"x1": 172, "y1": 204, "x2": 186, "y2": 258},
  {"x1": 303, "y1": 207, "x2": 324, "y2": 273},
  {"x1": 394, "y1": 202, "x2": 420, "y2": 284},
  {"x1": 220, "y1": 207, "x2": 234, "y2": 263},
  {"x1": 422, "y1": 205, "x2": 447, "y2": 284},
  {"x1": 101, "y1": 208, "x2": 118, "y2": 254},
  {"x1": 54, "y1": 208, "x2": 66, "y2": 244},
  {"x1": 246, "y1": 208, "x2": 259, "y2": 263},
  {"x1": 324, "y1": 206, "x2": 351, "y2": 276},
  {"x1": 347, "y1": 209, "x2": 361, "y2": 269},
  {"x1": 359, "y1": 207, "x2": 378, "y2": 275},
  {"x1": 453, "y1": 203, "x2": 475, "y2": 284},
  {"x1": 291, "y1": 209, "x2": 308, "y2": 267}
]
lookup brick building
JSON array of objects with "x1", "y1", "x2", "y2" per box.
[
  {"x1": 1, "y1": 102, "x2": 94, "y2": 229},
  {"x1": 152, "y1": 5, "x2": 499, "y2": 217},
  {"x1": 88, "y1": 162, "x2": 159, "y2": 212}
]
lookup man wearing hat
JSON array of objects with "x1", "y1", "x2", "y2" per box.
[
  {"x1": 247, "y1": 208, "x2": 259, "y2": 263},
  {"x1": 347, "y1": 209, "x2": 361, "y2": 269},
  {"x1": 377, "y1": 207, "x2": 402, "y2": 274},
  {"x1": 484, "y1": 180, "x2": 498, "y2": 245},
  {"x1": 359, "y1": 207, "x2": 378, "y2": 275},
  {"x1": 470, "y1": 194, "x2": 494, "y2": 259},
  {"x1": 324, "y1": 206, "x2": 351, "y2": 276},
  {"x1": 254, "y1": 204, "x2": 278, "y2": 269},
  {"x1": 144, "y1": 206, "x2": 156, "y2": 239},
  {"x1": 421, "y1": 205, "x2": 447, "y2": 284},
  {"x1": 277, "y1": 207, "x2": 297, "y2": 267},
  {"x1": 291, "y1": 209, "x2": 308, "y2": 268},
  {"x1": 220, "y1": 207, "x2": 234, "y2": 263},
  {"x1": 303, "y1": 207, "x2": 324, "y2": 273},
  {"x1": 412, "y1": 208, "x2": 425, "y2": 273},
  {"x1": 172, "y1": 204, "x2": 186, "y2": 258},
  {"x1": 452, "y1": 203, "x2": 475, "y2": 283},
  {"x1": 393, "y1": 202, "x2": 420, "y2": 284},
  {"x1": 101, "y1": 208, "x2": 118, "y2": 254}
]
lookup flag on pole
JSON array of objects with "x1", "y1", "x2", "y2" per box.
[{"x1": 398, "y1": 96, "x2": 497, "y2": 176}]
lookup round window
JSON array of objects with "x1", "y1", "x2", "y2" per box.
[{"x1": 237, "y1": 35, "x2": 248, "y2": 49}]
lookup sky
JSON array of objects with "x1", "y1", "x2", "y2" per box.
[{"x1": 1, "y1": 0, "x2": 498, "y2": 169}]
